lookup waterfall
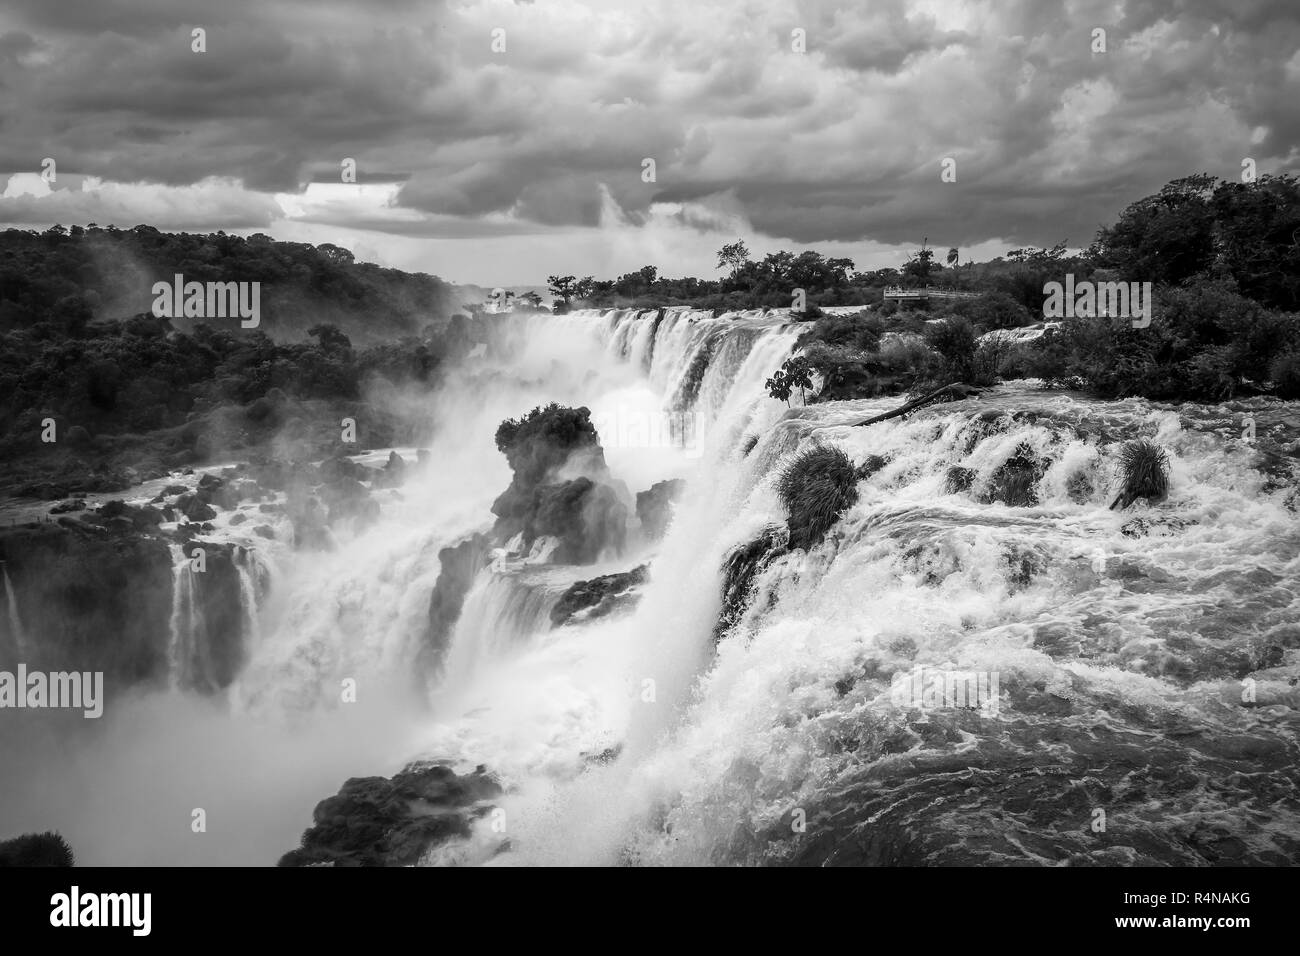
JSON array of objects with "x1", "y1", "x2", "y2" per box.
[
  {"x1": 167, "y1": 544, "x2": 203, "y2": 691},
  {"x1": 233, "y1": 547, "x2": 265, "y2": 648},
  {"x1": 167, "y1": 544, "x2": 184, "y2": 685},
  {"x1": 436, "y1": 569, "x2": 569, "y2": 694},
  {"x1": 3, "y1": 563, "x2": 27, "y2": 658},
  {"x1": 383, "y1": 314, "x2": 1299, "y2": 867},
  {"x1": 11, "y1": 303, "x2": 1295, "y2": 867},
  {"x1": 200, "y1": 306, "x2": 805, "y2": 716},
  {"x1": 167, "y1": 543, "x2": 271, "y2": 695}
]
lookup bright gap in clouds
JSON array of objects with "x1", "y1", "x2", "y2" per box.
[{"x1": 0, "y1": 174, "x2": 1010, "y2": 286}]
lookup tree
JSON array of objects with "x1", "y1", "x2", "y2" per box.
[
  {"x1": 947, "y1": 248, "x2": 959, "y2": 268},
  {"x1": 787, "y1": 251, "x2": 855, "y2": 290},
  {"x1": 903, "y1": 239, "x2": 938, "y2": 284},
  {"x1": 318, "y1": 243, "x2": 355, "y2": 265},
  {"x1": 1208, "y1": 174, "x2": 1300, "y2": 309},
  {"x1": 547, "y1": 275, "x2": 577, "y2": 306},
  {"x1": 863, "y1": 267, "x2": 901, "y2": 286},
  {"x1": 826, "y1": 257, "x2": 855, "y2": 285},
  {"x1": 1006, "y1": 241, "x2": 1068, "y2": 266},
  {"x1": 998, "y1": 241, "x2": 1074, "y2": 312},
  {"x1": 308, "y1": 324, "x2": 353, "y2": 353},
  {"x1": 955, "y1": 290, "x2": 1032, "y2": 330},
  {"x1": 520, "y1": 291, "x2": 544, "y2": 309},
  {"x1": 612, "y1": 266, "x2": 659, "y2": 298},
  {"x1": 1090, "y1": 173, "x2": 1300, "y2": 310},
  {"x1": 1093, "y1": 175, "x2": 1218, "y2": 286},
  {"x1": 765, "y1": 355, "x2": 814, "y2": 405},
  {"x1": 717, "y1": 240, "x2": 751, "y2": 277}
]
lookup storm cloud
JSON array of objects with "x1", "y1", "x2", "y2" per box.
[{"x1": 0, "y1": 0, "x2": 1296, "y2": 281}]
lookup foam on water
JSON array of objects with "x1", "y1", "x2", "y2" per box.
[{"x1": 8, "y1": 305, "x2": 1296, "y2": 865}]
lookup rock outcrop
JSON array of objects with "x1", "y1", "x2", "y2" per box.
[
  {"x1": 423, "y1": 533, "x2": 493, "y2": 670},
  {"x1": 490, "y1": 404, "x2": 629, "y2": 564},
  {"x1": 715, "y1": 525, "x2": 788, "y2": 643},
  {"x1": 278, "y1": 762, "x2": 502, "y2": 867},
  {"x1": 0, "y1": 522, "x2": 173, "y2": 687},
  {"x1": 550, "y1": 565, "x2": 648, "y2": 627},
  {"x1": 635, "y1": 479, "x2": 685, "y2": 540}
]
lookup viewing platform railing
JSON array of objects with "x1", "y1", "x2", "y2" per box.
[{"x1": 882, "y1": 286, "x2": 981, "y2": 301}]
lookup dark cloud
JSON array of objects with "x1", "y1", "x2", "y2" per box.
[{"x1": 0, "y1": 0, "x2": 1295, "y2": 252}]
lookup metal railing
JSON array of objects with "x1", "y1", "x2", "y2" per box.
[{"x1": 882, "y1": 286, "x2": 981, "y2": 300}]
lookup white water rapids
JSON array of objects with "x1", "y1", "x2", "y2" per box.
[{"x1": 2, "y1": 306, "x2": 1296, "y2": 865}]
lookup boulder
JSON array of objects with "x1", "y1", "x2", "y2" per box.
[
  {"x1": 635, "y1": 479, "x2": 685, "y2": 540},
  {"x1": 373, "y1": 451, "x2": 407, "y2": 489},
  {"x1": 519, "y1": 478, "x2": 627, "y2": 564},
  {"x1": 550, "y1": 565, "x2": 648, "y2": 627},
  {"x1": 175, "y1": 493, "x2": 218, "y2": 522},
  {"x1": 278, "y1": 763, "x2": 502, "y2": 867},
  {"x1": 716, "y1": 525, "x2": 788, "y2": 642},
  {"x1": 423, "y1": 534, "x2": 492, "y2": 670}
]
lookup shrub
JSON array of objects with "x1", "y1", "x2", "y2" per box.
[
  {"x1": 801, "y1": 341, "x2": 863, "y2": 376},
  {"x1": 799, "y1": 342, "x2": 873, "y2": 400},
  {"x1": 980, "y1": 445, "x2": 1045, "y2": 506},
  {"x1": 1181, "y1": 345, "x2": 1236, "y2": 401},
  {"x1": 0, "y1": 831, "x2": 75, "y2": 866},
  {"x1": 971, "y1": 339, "x2": 1006, "y2": 387},
  {"x1": 996, "y1": 342, "x2": 1037, "y2": 380},
  {"x1": 765, "y1": 355, "x2": 814, "y2": 405},
  {"x1": 494, "y1": 403, "x2": 601, "y2": 485},
  {"x1": 1020, "y1": 331, "x2": 1078, "y2": 386},
  {"x1": 1269, "y1": 351, "x2": 1300, "y2": 398},
  {"x1": 776, "y1": 445, "x2": 860, "y2": 549},
  {"x1": 924, "y1": 316, "x2": 978, "y2": 382},
  {"x1": 876, "y1": 335, "x2": 932, "y2": 376},
  {"x1": 948, "y1": 291, "x2": 1034, "y2": 331},
  {"x1": 802, "y1": 312, "x2": 885, "y2": 353},
  {"x1": 1111, "y1": 439, "x2": 1169, "y2": 510}
]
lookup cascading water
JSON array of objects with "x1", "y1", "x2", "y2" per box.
[
  {"x1": 167, "y1": 543, "x2": 199, "y2": 691},
  {"x1": 378, "y1": 309, "x2": 1298, "y2": 867},
  {"x1": 8, "y1": 305, "x2": 1294, "y2": 867},
  {"x1": 167, "y1": 541, "x2": 273, "y2": 697},
  {"x1": 233, "y1": 548, "x2": 266, "y2": 649},
  {"x1": 224, "y1": 307, "x2": 800, "y2": 718},
  {"x1": 592, "y1": 391, "x2": 1300, "y2": 866},
  {"x1": 2, "y1": 564, "x2": 26, "y2": 659},
  {"x1": 436, "y1": 568, "x2": 573, "y2": 698}
]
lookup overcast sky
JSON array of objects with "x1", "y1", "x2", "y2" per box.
[{"x1": 1, "y1": 0, "x2": 1297, "y2": 285}]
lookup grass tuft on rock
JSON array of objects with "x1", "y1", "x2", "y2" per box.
[
  {"x1": 1110, "y1": 439, "x2": 1170, "y2": 510},
  {"x1": 777, "y1": 445, "x2": 860, "y2": 550},
  {"x1": 0, "y1": 831, "x2": 75, "y2": 867}
]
